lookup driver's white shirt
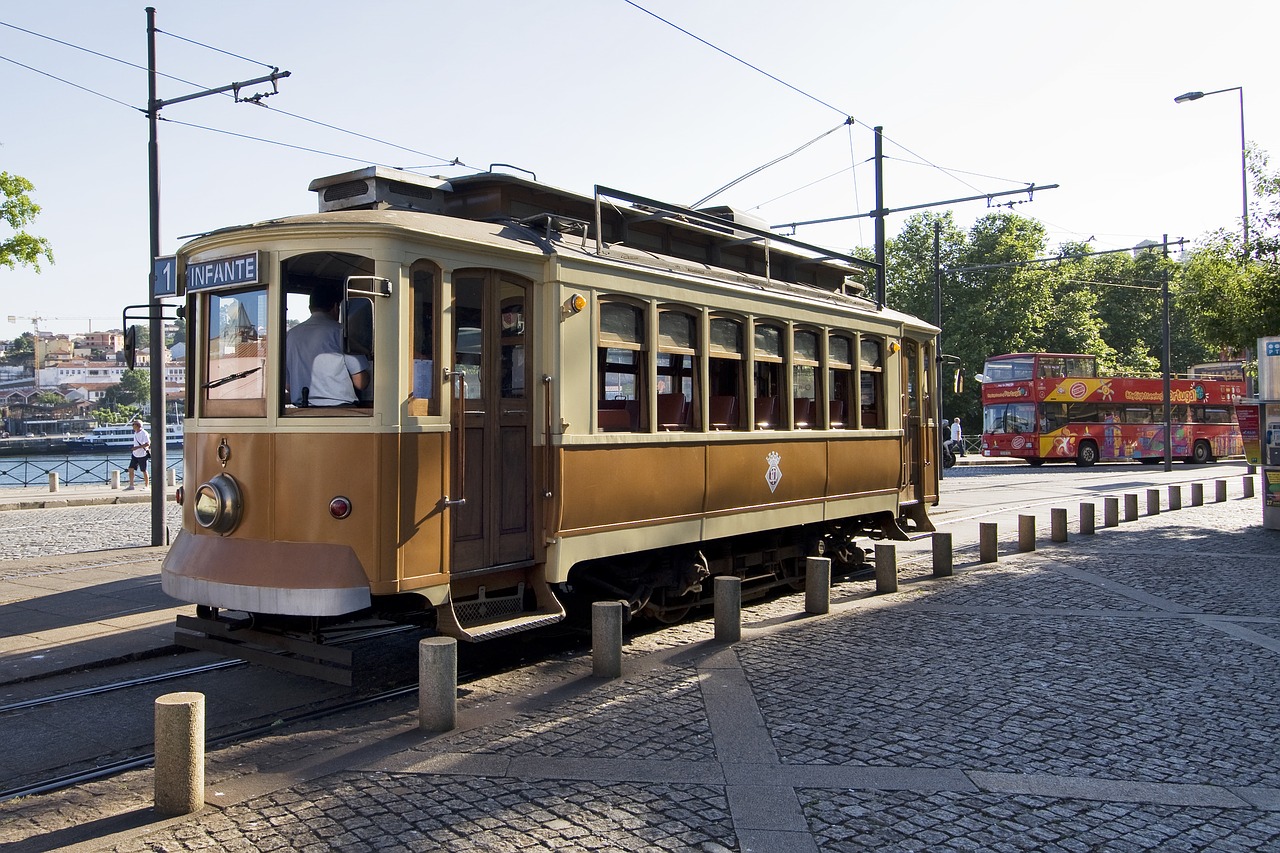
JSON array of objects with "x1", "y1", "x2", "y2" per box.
[{"x1": 285, "y1": 312, "x2": 370, "y2": 406}]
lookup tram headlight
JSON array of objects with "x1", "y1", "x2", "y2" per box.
[{"x1": 193, "y1": 473, "x2": 242, "y2": 535}]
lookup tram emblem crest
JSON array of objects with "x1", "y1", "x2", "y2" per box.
[{"x1": 765, "y1": 451, "x2": 782, "y2": 493}]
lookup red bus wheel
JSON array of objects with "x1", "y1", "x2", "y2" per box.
[{"x1": 1076, "y1": 441, "x2": 1098, "y2": 467}]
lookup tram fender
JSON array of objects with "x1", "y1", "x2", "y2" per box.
[{"x1": 161, "y1": 531, "x2": 372, "y2": 616}]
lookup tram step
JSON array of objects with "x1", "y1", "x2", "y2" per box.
[{"x1": 436, "y1": 577, "x2": 566, "y2": 642}]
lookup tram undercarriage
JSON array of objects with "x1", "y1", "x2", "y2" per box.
[
  {"x1": 171, "y1": 505, "x2": 930, "y2": 682},
  {"x1": 562, "y1": 510, "x2": 922, "y2": 624}
]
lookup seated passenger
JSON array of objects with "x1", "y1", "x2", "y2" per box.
[{"x1": 286, "y1": 285, "x2": 370, "y2": 406}]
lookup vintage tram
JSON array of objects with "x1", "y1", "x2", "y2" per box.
[{"x1": 162, "y1": 166, "x2": 941, "y2": 679}]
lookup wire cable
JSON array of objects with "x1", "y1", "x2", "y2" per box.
[
  {"x1": 692, "y1": 120, "x2": 851, "y2": 207},
  {"x1": 155, "y1": 27, "x2": 277, "y2": 72},
  {"x1": 621, "y1": 0, "x2": 849, "y2": 118},
  {"x1": 620, "y1": 2, "x2": 997, "y2": 198},
  {"x1": 158, "y1": 116, "x2": 416, "y2": 167},
  {"x1": 0, "y1": 53, "x2": 140, "y2": 112}
]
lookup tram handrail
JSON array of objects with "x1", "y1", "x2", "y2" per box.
[{"x1": 443, "y1": 370, "x2": 467, "y2": 507}]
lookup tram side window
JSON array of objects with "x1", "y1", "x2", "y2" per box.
[
  {"x1": 753, "y1": 323, "x2": 783, "y2": 429},
  {"x1": 793, "y1": 329, "x2": 819, "y2": 429},
  {"x1": 860, "y1": 337, "x2": 884, "y2": 429},
  {"x1": 708, "y1": 316, "x2": 744, "y2": 430},
  {"x1": 597, "y1": 301, "x2": 646, "y2": 432},
  {"x1": 828, "y1": 334, "x2": 853, "y2": 429},
  {"x1": 409, "y1": 263, "x2": 438, "y2": 416},
  {"x1": 657, "y1": 309, "x2": 698, "y2": 431},
  {"x1": 202, "y1": 286, "x2": 268, "y2": 418}
]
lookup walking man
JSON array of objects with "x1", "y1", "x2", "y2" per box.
[
  {"x1": 126, "y1": 419, "x2": 150, "y2": 490},
  {"x1": 950, "y1": 417, "x2": 965, "y2": 456}
]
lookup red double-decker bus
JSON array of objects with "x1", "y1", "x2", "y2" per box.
[{"x1": 978, "y1": 353, "x2": 1245, "y2": 466}]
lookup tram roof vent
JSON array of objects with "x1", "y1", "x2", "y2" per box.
[
  {"x1": 308, "y1": 167, "x2": 453, "y2": 214},
  {"x1": 696, "y1": 205, "x2": 772, "y2": 239}
]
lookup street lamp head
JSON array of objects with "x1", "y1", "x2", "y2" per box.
[{"x1": 1174, "y1": 91, "x2": 1205, "y2": 103}]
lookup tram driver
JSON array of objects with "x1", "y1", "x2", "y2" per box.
[{"x1": 285, "y1": 284, "x2": 371, "y2": 407}]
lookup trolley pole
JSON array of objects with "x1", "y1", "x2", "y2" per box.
[{"x1": 143, "y1": 8, "x2": 289, "y2": 545}]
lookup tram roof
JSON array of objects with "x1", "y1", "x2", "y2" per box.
[{"x1": 184, "y1": 167, "x2": 934, "y2": 331}]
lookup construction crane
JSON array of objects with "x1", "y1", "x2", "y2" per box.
[{"x1": 7, "y1": 315, "x2": 113, "y2": 334}]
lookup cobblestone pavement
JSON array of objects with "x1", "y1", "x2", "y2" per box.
[
  {"x1": 2, "y1": 481, "x2": 1279, "y2": 851},
  {"x1": 0, "y1": 500, "x2": 182, "y2": 562}
]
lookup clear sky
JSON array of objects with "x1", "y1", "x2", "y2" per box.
[{"x1": 2, "y1": 0, "x2": 1275, "y2": 337}]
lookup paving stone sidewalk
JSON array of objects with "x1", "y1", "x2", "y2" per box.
[{"x1": 2, "y1": 489, "x2": 1278, "y2": 852}]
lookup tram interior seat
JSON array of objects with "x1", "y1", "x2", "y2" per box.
[
  {"x1": 829, "y1": 399, "x2": 845, "y2": 428},
  {"x1": 709, "y1": 396, "x2": 738, "y2": 430},
  {"x1": 793, "y1": 397, "x2": 813, "y2": 429},
  {"x1": 598, "y1": 408, "x2": 632, "y2": 432},
  {"x1": 755, "y1": 396, "x2": 778, "y2": 430},
  {"x1": 657, "y1": 393, "x2": 688, "y2": 431}
]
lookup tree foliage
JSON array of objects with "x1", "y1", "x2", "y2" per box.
[
  {"x1": 1175, "y1": 147, "x2": 1280, "y2": 356},
  {"x1": 1, "y1": 172, "x2": 54, "y2": 272},
  {"x1": 885, "y1": 207, "x2": 1221, "y2": 426}
]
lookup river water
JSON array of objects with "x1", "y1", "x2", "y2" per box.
[{"x1": 0, "y1": 451, "x2": 184, "y2": 488}]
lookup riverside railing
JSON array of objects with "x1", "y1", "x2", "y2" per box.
[{"x1": 0, "y1": 454, "x2": 184, "y2": 488}]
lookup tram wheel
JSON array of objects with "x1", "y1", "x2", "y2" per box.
[{"x1": 644, "y1": 591, "x2": 697, "y2": 624}]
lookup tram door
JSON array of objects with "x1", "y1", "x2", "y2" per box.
[
  {"x1": 450, "y1": 271, "x2": 533, "y2": 573},
  {"x1": 901, "y1": 339, "x2": 923, "y2": 502}
]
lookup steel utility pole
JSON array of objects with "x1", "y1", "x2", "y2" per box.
[{"x1": 144, "y1": 7, "x2": 288, "y2": 545}]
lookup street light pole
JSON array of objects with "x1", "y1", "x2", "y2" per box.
[{"x1": 1174, "y1": 86, "x2": 1248, "y2": 254}]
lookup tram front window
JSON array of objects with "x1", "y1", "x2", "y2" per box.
[{"x1": 201, "y1": 286, "x2": 268, "y2": 418}]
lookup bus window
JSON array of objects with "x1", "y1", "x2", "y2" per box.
[
  {"x1": 828, "y1": 334, "x2": 853, "y2": 429},
  {"x1": 1063, "y1": 356, "x2": 1096, "y2": 378},
  {"x1": 202, "y1": 286, "x2": 268, "y2": 417},
  {"x1": 708, "y1": 316, "x2": 743, "y2": 430},
  {"x1": 860, "y1": 337, "x2": 883, "y2": 429},
  {"x1": 1039, "y1": 357, "x2": 1066, "y2": 379},
  {"x1": 753, "y1": 323, "x2": 783, "y2": 429},
  {"x1": 409, "y1": 262, "x2": 438, "y2": 416},
  {"x1": 598, "y1": 301, "x2": 646, "y2": 431},
  {"x1": 982, "y1": 356, "x2": 1033, "y2": 381},
  {"x1": 657, "y1": 309, "x2": 698, "y2": 430},
  {"x1": 792, "y1": 329, "x2": 819, "y2": 428}
]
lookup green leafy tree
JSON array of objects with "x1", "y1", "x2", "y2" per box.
[
  {"x1": 94, "y1": 403, "x2": 142, "y2": 424},
  {"x1": 1, "y1": 172, "x2": 54, "y2": 272},
  {"x1": 4, "y1": 332, "x2": 34, "y2": 368},
  {"x1": 1177, "y1": 148, "x2": 1280, "y2": 356},
  {"x1": 117, "y1": 368, "x2": 150, "y2": 406}
]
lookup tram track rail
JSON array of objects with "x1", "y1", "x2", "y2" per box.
[
  {"x1": 0, "y1": 660, "x2": 244, "y2": 714},
  {"x1": 0, "y1": 625, "x2": 591, "y2": 805}
]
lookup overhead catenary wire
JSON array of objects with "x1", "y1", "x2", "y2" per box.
[
  {"x1": 621, "y1": 1, "x2": 1015, "y2": 204},
  {"x1": 0, "y1": 18, "x2": 473, "y2": 173},
  {"x1": 692, "y1": 119, "x2": 852, "y2": 208}
]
